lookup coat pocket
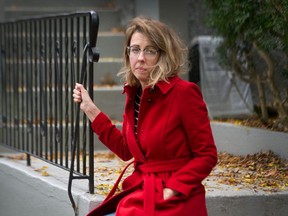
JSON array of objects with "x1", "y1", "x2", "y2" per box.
[{"x1": 155, "y1": 179, "x2": 184, "y2": 209}]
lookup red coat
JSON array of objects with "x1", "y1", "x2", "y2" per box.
[{"x1": 88, "y1": 75, "x2": 217, "y2": 216}]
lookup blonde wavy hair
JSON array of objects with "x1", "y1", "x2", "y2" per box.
[{"x1": 117, "y1": 17, "x2": 188, "y2": 87}]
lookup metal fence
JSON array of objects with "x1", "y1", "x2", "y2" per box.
[{"x1": 0, "y1": 11, "x2": 100, "y2": 214}]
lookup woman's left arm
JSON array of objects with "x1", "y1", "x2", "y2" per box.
[{"x1": 165, "y1": 82, "x2": 218, "y2": 198}]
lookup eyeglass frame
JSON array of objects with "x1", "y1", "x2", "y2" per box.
[{"x1": 127, "y1": 45, "x2": 160, "y2": 59}]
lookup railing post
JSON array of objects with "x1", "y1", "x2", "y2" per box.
[
  {"x1": 88, "y1": 10, "x2": 100, "y2": 194},
  {"x1": 67, "y1": 11, "x2": 100, "y2": 215}
]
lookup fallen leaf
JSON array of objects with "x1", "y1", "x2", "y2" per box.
[
  {"x1": 34, "y1": 166, "x2": 48, "y2": 172},
  {"x1": 41, "y1": 171, "x2": 49, "y2": 176}
]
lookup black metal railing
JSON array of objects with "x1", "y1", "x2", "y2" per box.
[{"x1": 0, "y1": 11, "x2": 100, "y2": 215}]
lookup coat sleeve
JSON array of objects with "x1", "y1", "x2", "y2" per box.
[
  {"x1": 91, "y1": 112, "x2": 133, "y2": 161},
  {"x1": 165, "y1": 82, "x2": 217, "y2": 197}
]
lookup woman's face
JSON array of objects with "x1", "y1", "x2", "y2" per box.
[{"x1": 128, "y1": 32, "x2": 159, "y2": 88}]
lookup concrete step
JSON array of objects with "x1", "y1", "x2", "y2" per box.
[
  {"x1": 97, "y1": 32, "x2": 125, "y2": 58},
  {"x1": 0, "y1": 121, "x2": 118, "y2": 151},
  {"x1": 94, "y1": 59, "x2": 123, "y2": 85},
  {"x1": 1, "y1": 86, "x2": 124, "y2": 150},
  {"x1": 3, "y1": 3, "x2": 122, "y2": 32},
  {"x1": 2, "y1": 85, "x2": 124, "y2": 121},
  {"x1": 94, "y1": 86, "x2": 124, "y2": 121},
  {"x1": 1, "y1": 32, "x2": 124, "y2": 85},
  {"x1": 3, "y1": 0, "x2": 114, "y2": 7}
]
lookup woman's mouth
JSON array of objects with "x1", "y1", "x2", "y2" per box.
[{"x1": 136, "y1": 67, "x2": 146, "y2": 72}]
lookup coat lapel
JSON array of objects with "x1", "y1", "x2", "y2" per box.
[
  {"x1": 123, "y1": 85, "x2": 147, "y2": 162},
  {"x1": 122, "y1": 76, "x2": 180, "y2": 163}
]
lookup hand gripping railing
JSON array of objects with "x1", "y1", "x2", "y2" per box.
[{"x1": 68, "y1": 11, "x2": 100, "y2": 216}]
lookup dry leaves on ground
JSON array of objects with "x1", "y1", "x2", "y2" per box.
[
  {"x1": 34, "y1": 165, "x2": 50, "y2": 176},
  {"x1": 2, "y1": 150, "x2": 287, "y2": 194},
  {"x1": 0, "y1": 153, "x2": 27, "y2": 160},
  {"x1": 93, "y1": 152, "x2": 133, "y2": 195},
  {"x1": 209, "y1": 151, "x2": 288, "y2": 193},
  {"x1": 93, "y1": 151, "x2": 288, "y2": 195},
  {"x1": 214, "y1": 116, "x2": 288, "y2": 133}
]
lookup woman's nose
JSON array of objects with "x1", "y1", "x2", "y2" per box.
[{"x1": 137, "y1": 50, "x2": 145, "y2": 61}]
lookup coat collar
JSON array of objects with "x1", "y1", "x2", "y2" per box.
[{"x1": 122, "y1": 75, "x2": 180, "y2": 96}]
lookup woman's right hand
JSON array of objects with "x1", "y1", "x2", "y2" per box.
[{"x1": 73, "y1": 83, "x2": 101, "y2": 122}]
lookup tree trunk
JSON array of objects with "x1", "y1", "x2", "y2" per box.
[
  {"x1": 255, "y1": 44, "x2": 288, "y2": 120},
  {"x1": 256, "y1": 75, "x2": 269, "y2": 122}
]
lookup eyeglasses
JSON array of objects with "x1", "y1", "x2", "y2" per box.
[{"x1": 127, "y1": 46, "x2": 159, "y2": 59}]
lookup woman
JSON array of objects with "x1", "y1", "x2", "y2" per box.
[{"x1": 73, "y1": 17, "x2": 217, "y2": 216}]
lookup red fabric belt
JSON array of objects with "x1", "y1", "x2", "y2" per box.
[
  {"x1": 138, "y1": 158, "x2": 190, "y2": 216},
  {"x1": 137, "y1": 158, "x2": 190, "y2": 173},
  {"x1": 104, "y1": 158, "x2": 190, "y2": 216}
]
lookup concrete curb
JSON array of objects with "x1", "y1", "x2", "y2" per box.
[
  {"x1": 211, "y1": 122, "x2": 288, "y2": 159},
  {"x1": 94, "y1": 122, "x2": 288, "y2": 160}
]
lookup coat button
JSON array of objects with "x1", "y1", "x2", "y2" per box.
[{"x1": 147, "y1": 98, "x2": 152, "y2": 103}]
